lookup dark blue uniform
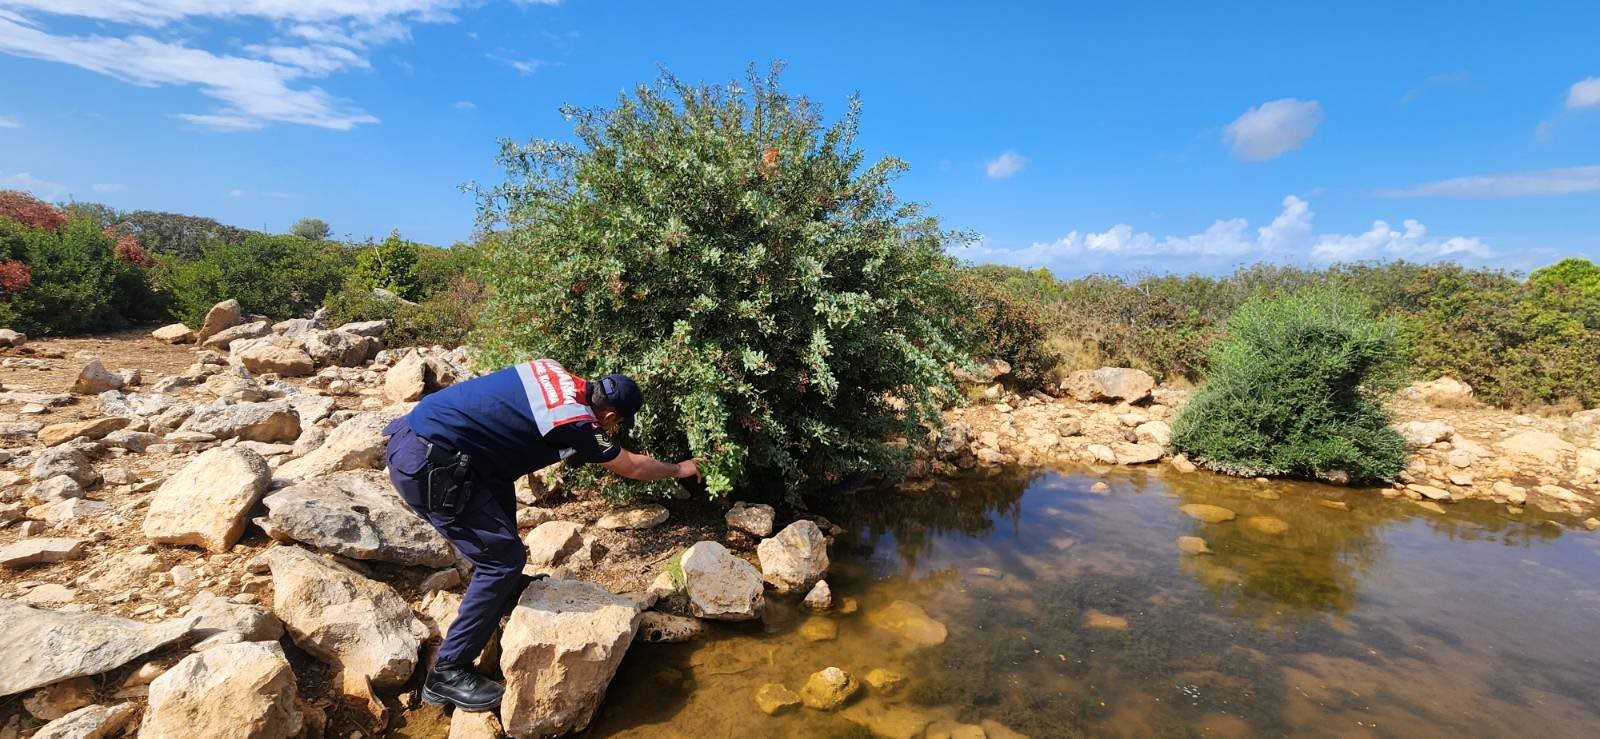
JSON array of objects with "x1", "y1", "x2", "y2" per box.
[{"x1": 384, "y1": 364, "x2": 620, "y2": 667}]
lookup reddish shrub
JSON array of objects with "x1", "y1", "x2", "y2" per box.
[
  {"x1": 0, "y1": 260, "x2": 32, "y2": 294},
  {"x1": 0, "y1": 190, "x2": 66, "y2": 231},
  {"x1": 110, "y1": 230, "x2": 150, "y2": 266}
]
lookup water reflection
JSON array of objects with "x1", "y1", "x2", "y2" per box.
[{"x1": 591, "y1": 467, "x2": 1600, "y2": 738}]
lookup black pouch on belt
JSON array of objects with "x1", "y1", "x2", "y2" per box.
[{"x1": 424, "y1": 442, "x2": 473, "y2": 516}]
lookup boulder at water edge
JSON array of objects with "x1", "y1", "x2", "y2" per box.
[
  {"x1": 757, "y1": 520, "x2": 829, "y2": 593},
  {"x1": 499, "y1": 578, "x2": 642, "y2": 738},
  {"x1": 143, "y1": 447, "x2": 271, "y2": 552},
  {"x1": 725, "y1": 501, "x2": 776, "y2": 537},
  {"x1": 260, "y1": 470, "x2": 454, "y2": 567},
  {"x1": 1062, "y1": 367, "x2": 1155, "y2": 404},
  {"x1": 263, "y1": 546, "x2": 425, "y2": 714},
  {"x1": 0, "y1": 600, "x2": 197, "y2": 696},
  {"x1": 140, "y1": 641, "x2": 303, "y2": 739},
  {"x1": 679, "y1": 541, "x2": 764, "y2": 621}
]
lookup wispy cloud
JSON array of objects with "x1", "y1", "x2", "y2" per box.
[
  {"x1": 0, "y1": 1, "x2": 499, "y2": 131},
  {"x1": 0, "y1": 170, "x2": 69, "y2": 200},
  {"x1": 1377, "y1": 165, "x2": 1600, "y2": 198},
  {"x1": 452, "y1": 100, "x2": 476, "y2": 110},
  {"x1": 1568, "y1": 77, "x2": 1600, "y2": 109},
  {"x1": 488, "y1": 53, "x2": 553, "y2": 75},
  {"x1": 0, "y1": 113, "x2": 19, "y2": 128},
  {"x1": 985, "y1": 151, "x2": 1028, "y2": 179},
  {"x1": 951, "y1": 195, "x2": 1488, "y2": 270},
  {"x1": 1400, "y1": 71, "x2": 1470, "y2": 104},
  {"x1": 1223, "y1": 98, "x2": 1322, "y2": 161},
  {"x1": 90, "y1": 183, "x2": 125, "y2": 193}
]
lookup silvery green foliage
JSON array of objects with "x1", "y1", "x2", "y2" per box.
[{"x1": 474, "y1": 67, "x2": 964, "y2": 499}]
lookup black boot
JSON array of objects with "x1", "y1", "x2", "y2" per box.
[{"x1": 421, "y1": 661, "x2": 505, "y2": 712}]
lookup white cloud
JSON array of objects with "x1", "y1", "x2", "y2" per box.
[
  {"x1": 1378, "y1": 165, "x2": 1600, "y2": 198},
  {"x1": 0, "y1": 170, "x2": 69, "y2": 200},
  {"x1": 1223, "y1": 98, "x2": 1323, "y2": 161},
  {"x1": 90, "y1": 182, "x2": 125, "y2": 193},
  {"x1": 985, "y1": 151, "x2": 1028, "y2": 179},
  {"x1": 488, "y1": 53, "x2": 551, "y2": 75},
  {"x1": 452, "y1": 99, "x2": 475, "y2": 110},
  {"x1": 228, "y1": 189, "x2": 245, "y2": 197},
  {"x1": 1566, "y1": 77, "x2": 1600, "y2": 109},
  {"x1": 0, "y1": 113, "x2": 18, "y2": 128},
  {"x1": 0, "y1": 1, "x2": 504, "y2": 130},
  {"x1": 951, "y1": 195, "x2": 1488, "y2": 269}
]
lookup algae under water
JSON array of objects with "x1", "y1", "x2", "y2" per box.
[{"x1": 589, "y1": 467, "x2": 1600, "y2": 738}]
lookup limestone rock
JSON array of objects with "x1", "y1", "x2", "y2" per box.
[
  {"x1": 0, "y1": 600, "x2": 196, "y2": 696},
  {"x1": 1134, "y1": 420, "x2": 1172, "y2": 446},
  {"x1": 236, "y1": 344, "x2": 315, "y2": 377},
  {"x1": 189, "y1": 590, "x2": 285, "y2": 649},
  {"x1": 1179, "y1": 503, "x2": 1236, "y2": 523},
  {"x1": 756, "y1": 520, "x2": 829, "y2": 593},
  {"x1": 725, "y1": 501, "x2": 776, "y2": 537},
  {"x1": 799, "y1": 617, "x2": 838, "y2": 641},
  {"x1": 384, "y1": 352, "x2": 434, "y2": 403},
  {"x1": 499, "y1": 579, "x2": 642, "y2": 738},
  {"x1": 1396, "y1": 420, "x2": 1455, "y2": 447},
  {"x1": 141, "y1": 641, "x2": 302, "y2": 739},
  {"x1": 1401, "y1": 376, "x2": 1475, "y2": 407},
  {"x1": 38, "y1": 416, "x2": 129, "y2": 447},
  {"x1": 448, "y1": 709, "x2": 506, "y2": 739},
  {"x1": 840, "y1": 700, "x2": 931, "y2": 738},
  {"x1": 1062, "y1": 367, "x2": 1155, "y2": 404},
  {"x1": 29, "y1": 447, "x2": 97, "y2": 487},
  {"x1": 1114, "y1": 442, "x2": 1164, "y2": 465},
  {"x1": 304, "y1": 330, "x2": 370, "y2": 368},
  {"x1": 0, "y1": 538, "x2": 86, "y2": 568},
  {"x1": 102, "y1": 429, "x2": 158, "y2": 453},
  {"x1": 143, "y1": 447, "x2": 271, "y2": 552},
  {"x1": 1407, "y1": 484, "x2": 1452, "y2": 501},
  {"x1": 679, "y1": 541, "x2": 765, "y2": 621},
  {"x1": 337, "y1": 319, "x2": 390, "y2": 338},
  {"x1": 71, "y1": 359, "x2": 123, "y2": 395},
  {"x1": 195, "y1": 299, "x2": 242, "y2": 343},
  {"x1": 98, "y1": 389, "x2": 188, "y2": 422},
  {"x1": 22, "y1": 676, "x2": 95, "y2": 720},
  {"x1": 263, "y1": 546, "x2": 424, "y2": 709},
  {"x1": 1569, "y1": 409, "x2": 1600, "y2": 438},
  {"x1": 1176, "y1": 536, "x2": 1211, "y2": 555},
  {"x1": 1497, "y1": 430, "x2": 1576, "y2": 466},
  {"x1": 179, "y1": 401, "x2": 300, "y2": 443},
  {"x1": 524, "y1": 521, "x2": 585, "y2": 568},
  {"x1": 864, "y1": 668, "x2": 906, "y2": 694},
  {"x1": 30, "y1": 475, "x2": 85, "y2": 504},
  {"x1": 201, "y1": 320, "x2": 270, "y2": 351},
  {"x1": 755, "y1": 683, "x2": 802, "y2": 715},
  {"x1": 261, "y1": 470, "x2": 454, "y2": 567},
  {"x1": 636, "y1": 611, "x2": 705, "y2": 644},
  {"x1": 800, "y1": 667, "x2": 859, "y2": 710},
  {"x1": 803, "y1": 580, "x2": 833, "y2": 610},
  {"x1": 596, "y1": 504, "x2": 669, "y2": 530},
  {"x1": 273, "y1": 408, "x2": 400, "y2": 484},
  {"x1": 868, "y1": 600, "x2": 947, "y2": 647},
  {"x1": 152, "y1": 323, "x2": 196, "y2": 344},
  {"x1": 32, "y1": 702, "x2": 138, "y2": 739},
  {"x1": 0, "y1": 328, "x2": 25, "y2": 347},
  {"x1": 1245, "y1": 516, "x2": 1289, "y2": 535}
]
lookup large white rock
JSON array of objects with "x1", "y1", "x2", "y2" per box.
[
  {"x1": 679, "y1": 541, "x2": 764, "y2": 621},
  {"x1": 1396, "y1": 420, "x2": 1455, "y2": 447},
  {"x1": 143, "y1": 447, "x2": 271, "y2": 552},
  {"x1": 499, "y1": 579, "x2": 642, "y2": 738},
  {"x1": 725, "y1": 501, "x2": 776, "y2": 537},
  {"x1": 1062, "y1": 367, "x2": 1155, "y2": 404},
  {"x1": 757, "y1": 520, "x2": 830, "y2": 594},
  {"x1": 179, "y1": 400, "x2": 300, "y2": 443},
  {"x1": 263, "y1": 546, "x2": 425, "y2": 711},
  {"x1": 201, "y1": 320, "x2": 270, "y2": 351},
  {"x1": 32, "y1": 702, "x2": 138, "y2": 739},
  {"x1": 70, "y1": 359, "x2": 123, "y2": 395},
  {"x1": 188, "y1": 590, "x2": 284, "y2": 649},
  {"x1": 272, "y1": 408, "x2": 401, "y2": 484},
  {"x1": 151, "y1": 323, "x2": 196, "y2": 344},
  {"x1": 260, "y1": 470, "x2": 454, "y2": 567},
  {"x1": 0, "y1": 600, "x2": 196, "y2": 696},
  {"x1": 29, "y1": 447, "x2": 97, "y2": 487},
  {"x1": 195, "y1": 299, "x2": 242, "y2": 343},
  {"x1": 304, "y1": 329, "x2": 371, "y2": 368},
  {"x1": 524, "y1": 521, "x2": 584, "y2": 568},
  {"x1": 236, "y1": 343, "x2": 315, "y2": 377},
  {"x1": 384, "y1": 352, "x2": 434, "y2": 403},
  {"x1": 1496, "y1": 430, "x2": 1576, "y2": 466},
  {"x1": 38, "y1": 416, "x2": 129, "y2": 447},
  {"x1": 0, "y1": 538, "x2": 86, "y2": 568},
  {"x1": 140, "y1": 641, "x2": 303, "y2": 739},
  {"x1": 1401, "y1": 376, "x2": 1475, "y2": 407}
]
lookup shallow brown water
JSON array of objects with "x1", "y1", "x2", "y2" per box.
[{"x1": 588, "y1": 467, "x2": 1600, "y2": 738}]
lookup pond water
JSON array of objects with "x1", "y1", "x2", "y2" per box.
[{"x1": 588, "y1": 468, "x2": 1600, "y2": 738}]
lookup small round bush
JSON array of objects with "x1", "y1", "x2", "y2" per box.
[{"x1": 1172, "y1": 288, "x2": 1407, "y2": 482}]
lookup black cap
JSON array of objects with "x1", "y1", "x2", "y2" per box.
[{"x1": 596, "y1": 373, "x2": 644, "y2": 418}]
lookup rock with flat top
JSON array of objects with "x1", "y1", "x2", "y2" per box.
[
  {"x1": 0, "y1": 600, "x2": 196, "y2": 696},
  {"x1": 39, "y1": 416, "x2": 129, "y2": 447},
  {"x1": 499, "y1": 578, "x2": 642, "y2": 738},
  {"x1": 152, "y1": 323, "x2": 196, "y2": 344},
  {"x1": 189, "y1": 590, "x2": 284, "y2": 649},
  {"x1": 524, "y1": 521, "x2": 585, "y2": 568},
  {"x1": 1179, "y1": 503, "x2": 1236, "y2": 523},
  {"x1": 143, "y1": 447, "x2": 271, "y2": 552},
  {"x1": 236, "y1": 344, "x2": 315, "y2": 377},
  {"x1": 0, "y1": 538, "x2": 86, "y2": 568},
  {"x1": 179, "y1": 400, "x2": 300, "y2": 443},
  {"x1": 140, "y1": 641, "x2": 302, "y2": 739},
  {"x1": 0, "y1": 328, "x2": 25, "y2": 347},
  {"x1": 597, "y1": 504, "x2": 669, "y2": 530},
  {"x1": 201, "y1": 320, "x2": 270, "y2": 351},
  {"x1": 755, "y1": 683, "x2": 801, "y2": 715},
  {"x1": 1497, "y1": 430, "x2": 1576, "y2": 465},
  {"x1": 1401, "y1": 377, "x2": 1474, "y2": 406},
  {"x1": 71, "y1": 359, "x2": 123, "y2": 395},
  {"x1": 337, "y1": 319, "x2": 390, "y2": 338},
  {"x1": 1062, "y1": 367, "x2": 1154, "y2": 404},
  {"x1": 725, "y1": 501, "x2": 776, "y2": 537},
  {"x1": 868, "y1": 600, "x2": 947, "y2": 647},
  {"x1": 679, "y1": 541, "x2": 764, "y2": 621},
  {"x1": 1396, "y1": 420, "x2": 1454, "y2": 447},
  {"x1": 260, "y1": 470, "x2": 453, "y2": 567},
  {"x1": 32, "y1": 702, "x2": 138, "y2": 739},
  {"x1": 757, "y1": 520, "x2": 830, "y2": 593},
  {"x1": 272, "y1": 408, "x2": 400, "y2": 484}
]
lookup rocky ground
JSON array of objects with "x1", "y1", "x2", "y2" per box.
[{"x1": 0, "y1": 313, "x2": 1596, "y2": 738}]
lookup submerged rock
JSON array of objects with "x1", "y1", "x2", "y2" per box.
[
  {"x1": 800, "y1": 667, "x2": 859, "y2": 710},
  {"x1": 1244, "y1": 516, "x2": 1290, "y2": 535},
  {"x1": 636, "y1": 611, "x2": 704, "y2": 644},
  {"x1": 840, "y1": 700, "x2": 930, "y2": 738},
  {"x1": 754, "y1": 683, "x2": 801, "y2": 715},
  {"x1": 1176, "y1": 536, "x2": 1211, "y2": 555},
  {"x1": 864, "y1": 668, "x2": 906, "y2": 695},
  {"x1": 1179, "y1": 503, "x2": 1236, "y2": 523},
  {"x1": 868, "y1": 600, "x2": 947, "y2": 647},
  {"x1": 499, "y1": 579, "x2": 642, "y2": 738}
]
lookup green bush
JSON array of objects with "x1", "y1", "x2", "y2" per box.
[
  {"x1": 157, "y1": 233, "x2": 350, "y2": 326},
  {"x1": 321, "y1": 277, "x2": 482, "y2": 348},
  {"x1": 473, "y1": 67, "x2": 964, "y2": 500},
  {"x1": 949, "y1": 267, "x2": 1060, "y2": 390},
  {"x1": 0, "y1": 210, "x2": 160, "y2": 335},
  {"x1": 1171, "y1": 289, "x2": 1407, "y2": 482},
  {"x1": 349, "y1": 231, "x2": 424, "y2": 300}
]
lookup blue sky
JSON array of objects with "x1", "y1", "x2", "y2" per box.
[{"x1": 1, "y1": 1, "x2": 1597, "y2": 277}]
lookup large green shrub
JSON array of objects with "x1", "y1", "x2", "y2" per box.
[
  {"x1": 0, "y1": 201, "x2": 159, "y2": 335},
  {"x1": 157, "y1": 233, "x2": 350, "y2": 326},
  {"x1": 1171, "y1": 289, "x2": 1407, "y2": 482},
  {"x1": 473, "y1": 68, "x2": 964, "y2": 500},
  {"x1": 948, "y1": 267, "x2": 1060, "y2": 390},
  {"x1": 349, "y1": 231, "x2": 424, "y2": 300}
]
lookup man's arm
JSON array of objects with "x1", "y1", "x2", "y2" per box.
[{"x1": 602, "y1": 450, "x2": 700, "y2": 481}]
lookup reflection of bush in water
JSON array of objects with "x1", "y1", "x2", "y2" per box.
[{"x1": 825, "y1": 471, "x2": 1035, "y2": 568}]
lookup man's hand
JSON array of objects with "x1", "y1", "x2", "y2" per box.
[{"x1": 674, "y1": 459, "x2": 702, "y2": 482}]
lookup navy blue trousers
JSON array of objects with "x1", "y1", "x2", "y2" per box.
[{"x1": 385, "y1": 416, "x2": 527, "y2": 667}]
